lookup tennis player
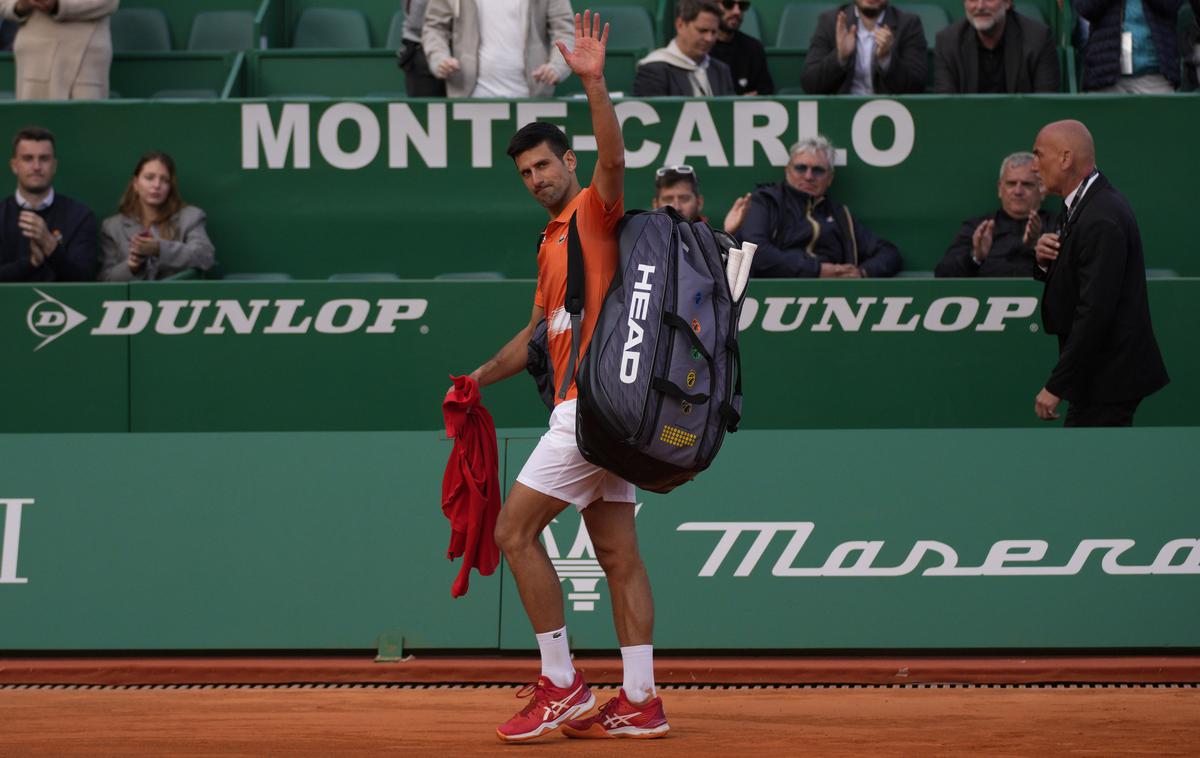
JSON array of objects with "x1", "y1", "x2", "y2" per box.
[{"x1": 458, "y1": 10, "x2": 669, "y2": 743}]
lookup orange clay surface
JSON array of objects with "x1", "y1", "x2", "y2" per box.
[{"x1": 1, "y1": 685, "x2": 1198, "y2": 756}]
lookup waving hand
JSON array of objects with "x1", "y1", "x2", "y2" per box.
[{"x1": 556, "y1": 10, "x2": 609, "y2": 83}]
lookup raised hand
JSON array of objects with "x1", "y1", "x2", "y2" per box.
[
  {"x1": 873, "y1": 24, "x2": 894, "y2": 60},
  {"x1": 972, "y1": 219, "x2": 994, "y2": 262},
  {"x1": 556, "y1": 10, "x2": 609, "y2": 82},
  {"x1": 1023, "y1": 210, "x2": 1043, "y2": 247},
  {"x1": 722, "y1": 193, "x2": 752, "y2": 236},
  {"x1": 835, "y1": 11, "x2": 857, "y2": 64}
]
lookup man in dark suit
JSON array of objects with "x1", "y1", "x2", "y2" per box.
[
  {"x1": 933, "y1": 0, "x2": 1059, "y2": 92},
  {"x1": 1031, "y1": 120, "x2": 1168, "y2": 426},
  {"x1": 633, "y1": 0, "x2": 736, "y2": 96},
  {"x1": 801, "y1": 0, "x2": 928, "y2": 94}
]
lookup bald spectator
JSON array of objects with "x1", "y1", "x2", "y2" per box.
[
  {"x1": 0, "y1": 0, "x2": 117, "y2": 100},
  {"x1": 933, "y1": 0, "x2": 1060, "y2": 92},
  {"x1": 710, "y1": 0, "x2": 775, "y2": 94},
  {"x1": 936, "y1": 152, "x2": 1051, "y2": 277},
  {"x1": 801, "y1": 0, "x2": 928, "y2": 94},
  {"x1": 741, "y1": 136, "x2": 902, "y2": 278},
  {"x1": 634, "y1": 0, "x2": 736, "y2": 96}
]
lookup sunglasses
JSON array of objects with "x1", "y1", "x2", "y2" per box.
[
  {"x1": 721, "y1": 0, "x2": 752, "y2": 9},
  {"x1": 655, "y1": 164, "x2": 694, "y2": 177},
  {"x1": 788, "y1": 162, "x2": 829, "y2": 178}
]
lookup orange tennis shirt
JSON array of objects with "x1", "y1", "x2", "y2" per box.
[{"x1": 534, "y1": 186, "x2": 624, "y2": 404}]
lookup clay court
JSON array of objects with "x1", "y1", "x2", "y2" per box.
[{"x1": 2, "y1": 656, "x2": 1198, "y2": 756}]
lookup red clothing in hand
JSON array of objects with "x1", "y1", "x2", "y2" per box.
[{"x1": 441, "y1": 374, "x2": 501, "y2": 598}]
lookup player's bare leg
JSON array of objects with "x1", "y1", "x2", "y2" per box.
[
  {"x1": 582, "y1": 500, "x2": 653, "y2": 645},
  {"x1": 493, "y1": 481, "x2": 571, "y2": 633}
]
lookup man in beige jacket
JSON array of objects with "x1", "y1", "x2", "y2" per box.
[
  {"x1": 422, "y1": 0, "x2": 574, "y2": 98},
  {"x1": 0, "y1": 0, "x2": 118, "y2": 100}
]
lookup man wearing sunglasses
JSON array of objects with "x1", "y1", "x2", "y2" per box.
[
  {"x1": 740, "y1": 136, "x2": 902, "y2": 278},
  {"x1": 711, "y1": 0, "x2": 775, "y2": 95},
  {"x1": 801, "y1": 0, "x2": 929, "y2": 94},
  {"x1": 634, "y1": 0, "x2": 736, "y2": 96}
]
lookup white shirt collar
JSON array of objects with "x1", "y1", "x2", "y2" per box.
[
  {"x1": 1064, "y1": 170, "x2": 1098, "y2": 211},
  {"x1": 15, "y1": 188, "x2": 54, "y2": 211}
]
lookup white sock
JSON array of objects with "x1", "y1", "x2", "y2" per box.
[
  {"x1": 621, "y1": 644, "x2": 656, "y2": 704},
  {"x1": 535, "y1": 626, "x2": 575, "y2": 688}
]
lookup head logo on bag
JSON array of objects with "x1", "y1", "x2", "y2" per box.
[{"x1": 619, "y1": 264, "x2": 656, "y2": 385}]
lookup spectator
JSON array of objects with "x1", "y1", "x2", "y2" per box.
[
  {"x1": 935, "y1": 152, "x2": 1051, "y2": 278},
  {"x1": 742, "y1": 136, "x2": 901, "y2": 278},
  {"x1": 633, "y1": 0, "x2": 736, "y2": 96},
  {"x1": 0, "y1": 126, "x2": 97, "y2": 282},
  {"x1": 933, "y1": 0, "x2": 1060, "y2": 92},
  {"x1": 0, "y1": 0, "x2": 117, "y2": 100},
  {"x1": 397, "y1": 0, "x2": 446, "y2": 97},
  {"x1": 422, "y1": 0, "x2": 573, "y2": 98},
  {"x1": 99, "y1": 151, "x2": 214, "y2": 282},
  {"x1": 801, "y1": 0, "x2": 928, "y2": 94},
  {"x1": 1075, "y1": 0, "x2": 1186, "y2": 92},
  {"x1": 710, "y1": 0, "x2": 775, "y2": 94},
  {"x1": 651, "y1": 165, "x2": 753, "y2": 237}
]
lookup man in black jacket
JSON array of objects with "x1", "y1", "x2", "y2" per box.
[
  {"x1": 0, "y1": 126, "x2": 97, "y2": 282},
  {"x1": 1031, "y1": 119, "x2": 1168, "y2": 426},
  {"x1": 633, "y1": 0, "x2": 735, "y2": 96},
  {"x1": 710, "y1": 0, "x2": 775, "y2": 94},
  {"x1": 741, "y1": 135, "x2": 902, "y2": 278},
  {"x1": 933, "y1": 0, "x2": 1059, "y2": 92},
  {"x1": 801, "y1": 0, "x2": 928, "y2": 94},
  {"x1": 936, "y1": 152, "x2": 1050, "y2": 277}
]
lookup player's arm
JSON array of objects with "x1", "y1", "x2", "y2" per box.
[
  {"x1": 469, "y1": 303, "x2": 545, "y2": 388},
  {"x1": 556, "y1": 10, "x2": 624, "y2": 208}
]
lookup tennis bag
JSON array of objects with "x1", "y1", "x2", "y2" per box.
[{"x1": 574, "y1": 207, "x2": 745, "y2": 494}]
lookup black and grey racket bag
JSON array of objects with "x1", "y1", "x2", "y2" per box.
[{"x1": 573, "y1": 207, "x2": 745, "y2": 494}]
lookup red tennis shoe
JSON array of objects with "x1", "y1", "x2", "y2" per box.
[
  {"x1": 561, "y1": 688, "x2": 670, "y2": 739},
  {"x1": 495, "y1": 672, "x2": 596, "y2": 743}
]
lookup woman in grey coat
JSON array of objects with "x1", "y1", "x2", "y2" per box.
[{"x1": 99, "y1": 151, "x2": 215, "y2": 281}]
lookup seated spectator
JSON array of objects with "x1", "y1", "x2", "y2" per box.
[
  {"x1": 99, "y1": 151, "x2": 214, "y2": 281},
  {"x1": 801, "y1": 0, "x2": 928, "y2": 94},
  {"x1": 741, "y1": 136, "x2": 902, "y2": 278},
  {"x1": 0, "y1": 126, "x2": 97, "y2": 282},
  {"x1": 397, "y1": 0, "x2": 446, "y2": 97},
  {"x1": 633, "y1": 0, "x2": 736, "y2": 96},
  {"x1": 933, "y1": 0, "x2": 1059, "y2": 92},
  {"x1": 1075, "y1": 0, "x2": 1186, "y2": 92},
  {"x1": 935, "y1": 151, "x2": 1050, "y2": 278},
  {"x1": 711, "y1": 0, "x2": 775, "y2": 94},
  {"x1": 0, "y1": 0, "x2": 117, "y2": 100},
  {"x1": 651, "y1": 165, "x2": 752, "y2": 236},
  {"x1": 422, "y1": 0, "x2": 573, "y2": 98}
]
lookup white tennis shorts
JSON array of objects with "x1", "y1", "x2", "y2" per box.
[{"x1": 516, "y1": 399, "x2": 635, "y2": 511}]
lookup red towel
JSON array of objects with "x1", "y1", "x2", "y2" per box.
[{"x1": 441, "y1": 374, "x2": 501, "y2": 598}]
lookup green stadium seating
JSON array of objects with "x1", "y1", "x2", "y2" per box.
[
  {"x1": 248, "y1": 50, "x2": 402, "y2": 97},
  {"x1": 386, "y1": 10, "x2": 406, "y2": 50},
  {"x1": 766, "y1": 49, "x2": 807, "y2": 90},
  {"x1": 593, "y1": 6, "x2": 658, "y2": 51},
  {"x1": 110, "y1": 52, "x2": 241, "y2": 99},
  {"x1": 292, "y1": 8, "x2": 371, "y2": 49},
  {"x1": 1013, "y1": 2, "x2": 1047, "y2": 23},
  {"x1": 776, "y1": 4, "x2": 832, "y2": 50},
  {"x1": 153, "y1": 88, "x2": 219, "y2": 99},
  {"x1": 906, "y1": 3, "x2": 952, "y2": 48},
  {"x1": 111, "y1": 8, "x2": 172, "y2": 52},
  {"x1": 223, "y1": 273, "x2": 295, "y2": 281},
  {"x1": 434, "y1": 271, "x2": 506, "y2": 280},
  {"x1": 328, "y1": 272, "x2": 401, "y2": 281},
  {"x1": 741, "y1": 7, "x2": 764, "y2": 40},
  {"x1": 188, "y1": 10, "x2": 256, "y2": 52}
]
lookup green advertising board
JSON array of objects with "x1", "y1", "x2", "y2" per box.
[
  {"x1": 0, "y1": 279, "x2": 1195, "y2": 433},
  {"x1": 0, "y1": 96, "x2": 1195, "y2": 278},
  {"x1": 1, "y1": 428, "x2": 1196, "y2": 651}
]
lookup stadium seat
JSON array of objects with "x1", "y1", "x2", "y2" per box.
[
  {"x1": 111, "y1": 8, "x2": 172, "y2": 52},
  {"x1": 592, "y1": 6, "x2": 657, "y2": 51},
  {"x1": 223, "y1": 273, "x2": 295, "y2": 281},
  {"x1": 153, "y1": 89, "x2": 219, "y2": 99},
  {"x1": 434, "y1": 271, "x2": 506, "y2": 280},
  {"x1": 905, "y1": 3, "x2": 951, "y2": 48},
  {"x1": 293, "y1": 8, "x2": 371, "y2": 49},
  {"x1": 327, "y1": 272, "x2": 401, "y2": 281},
  {"x1": 386, "y1": 10, "x2": 406, "y2": 49},
  {"x1": 741, "y1": 7, "x2": 763, "y2": 41},
  {"x1": 1013, "y1": 2, "x2": 1047, "y2": 23},
  {"x1": 776, "y1": 4, "x2": 832, "y2": 50},
  {"x1": 188, "y1": 11, "x2": 256, "y2": 52}
]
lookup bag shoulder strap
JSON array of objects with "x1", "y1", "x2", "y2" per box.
[{"x1": 559, "y1": 211, "x2": 584, "y2": 400}]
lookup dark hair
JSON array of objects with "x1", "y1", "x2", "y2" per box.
[
  {"x1": 118, "y1": 151, "x2": 187, "y2": 241},
  {"x1": 12, "y1": 126, "x2": 55, "y2": 157},
  {"x1": 506, "y1": 122, "x2": 570, "y2": 161},
  {"x1": 655, "y1": 170, "x2": 700, "y2": 196},
  {"x1": 676, "y1": 0, "x2": 723, "y2": 23}
]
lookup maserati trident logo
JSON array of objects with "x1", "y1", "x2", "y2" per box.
[
  {"x1": 543, "y1": 505, "x2": 642, "y2": 612},
  {"x1": 27, "y1": 289, "x2": 87, "y2": 351}
]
